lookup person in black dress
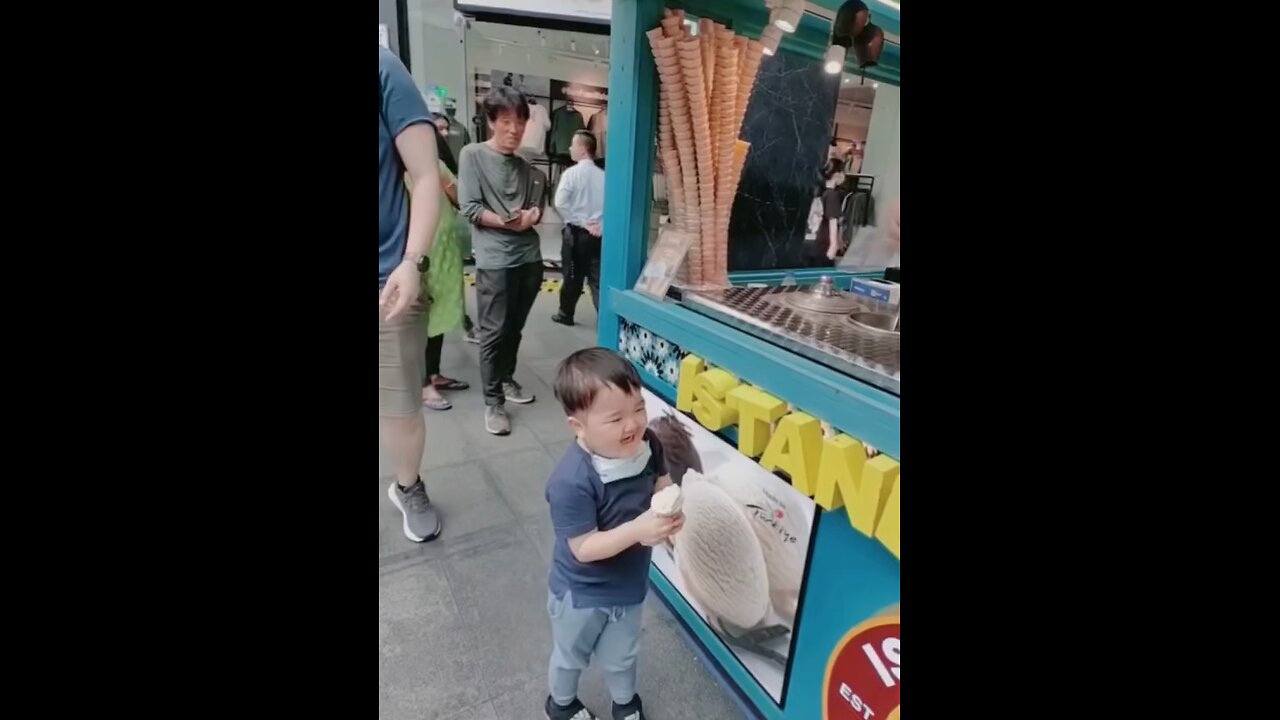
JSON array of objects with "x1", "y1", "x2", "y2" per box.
[{"x1": 806, "y1": 161, "x2": 846, "y2": 267}]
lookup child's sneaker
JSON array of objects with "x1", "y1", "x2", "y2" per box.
[
  {"x1": 612, "y1": 694, "x2": 644, "y2": 720},
  {"x1": 546, "y1": 695, "x2": 595, "y2": 720}
]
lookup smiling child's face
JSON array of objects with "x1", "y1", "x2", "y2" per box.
[{"x1": 568, "y1": 383, "x2": 648, "y2": 459}]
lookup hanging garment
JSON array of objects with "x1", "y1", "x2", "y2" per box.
[
  {"x1": 587, "y1": 108, "x2": 608, "y2": 159},
  {"x1": 444, "y1": 114, "x2": 471, "y2": 162},
  {"x1": 549, "y1": 105, "x2": 585, "y2": 158},
  {"x1": 520, "y1": 101, "x2": 551, "y2": 155},
  {"x1": 841, "y1": 190, "x2": 874, "y2": 248}
]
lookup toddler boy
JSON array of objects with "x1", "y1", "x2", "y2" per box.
[{"x1": 543, "y1": 348, "x2": 684, "y2": 720}]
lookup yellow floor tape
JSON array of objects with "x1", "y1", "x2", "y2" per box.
[{"x1": 464, "y1": 273, "x2": 581, "y2": 295}]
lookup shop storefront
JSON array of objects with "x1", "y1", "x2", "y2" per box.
[
  {"x1": 598, "y1": 2, "x2": 901, "y2": 719},
  {"x1": 403, "y1": 1, "x2": 616, "y2": 264}
]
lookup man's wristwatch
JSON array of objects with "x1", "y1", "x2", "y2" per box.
[{"x1": 403, "y1": 252, "x2": 429, "y2": 273}]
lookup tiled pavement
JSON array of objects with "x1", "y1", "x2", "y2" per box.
[{"x1": 379, "y1": 289, "x2": 745, "y2": 720}]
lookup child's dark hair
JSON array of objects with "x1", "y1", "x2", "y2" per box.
[{"x1": 554, "y1": 347, "x2": 642, "y2": 415}]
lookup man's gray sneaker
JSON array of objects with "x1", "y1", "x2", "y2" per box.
[
  {"x1": 503, "y1": 380, "x2": 535, "y2": 404},
  {"x1": 388, "y1": 479, "x2": 442, "y2": 543},
  {"x1": 486, "y1": 405, "x2": 512, "y2": 435}
]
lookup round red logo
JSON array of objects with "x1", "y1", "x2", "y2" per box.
[{"x1": 823, "y1": 616, "x2": 900, "y2": 720}]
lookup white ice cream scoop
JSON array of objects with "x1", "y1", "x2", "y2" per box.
[{"x1": 652, "y1": 484, "x2": 683, "y2": 517}]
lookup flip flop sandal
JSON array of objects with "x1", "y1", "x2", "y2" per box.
[
  {"x1": 423, "y1": 396, "x2": 453, "y2": 411},
  {"x1": 432, "y1": 377, "x2": 471, "y2": 391}
]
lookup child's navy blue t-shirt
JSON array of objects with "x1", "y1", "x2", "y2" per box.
[{"x1": 545, "y1": 430, "x2": 668, "y2": 609}]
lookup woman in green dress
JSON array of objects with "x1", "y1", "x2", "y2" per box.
[{"x1": 412, "y1": 146, "x2": 470, "y2": 410}]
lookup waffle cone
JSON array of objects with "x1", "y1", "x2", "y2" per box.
[{"x1": 702, "y1": 21, "x2": 716, "y2": 105}]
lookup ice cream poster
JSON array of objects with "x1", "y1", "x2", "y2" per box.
[{"x1": 644, "y1": 388, "x2": 816, "y2": 703}]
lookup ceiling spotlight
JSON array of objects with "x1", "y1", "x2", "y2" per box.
[
  {"x1": 824, "y1": 44, "x2": 846, "y2": 74},
  {"x1": 592, "y1": 43, "x2": 600, "y2": 55},
  {"x1": 760, "y1": 25, "x2": 782, "y2": 56},
  {"x1": 824, "y1": 2, "x2": 860, "y2": 75},
  {"x1": 872, "y1": 82, "x2": 879, "y2": 89},
  {"x1": 774, "y1": 0, "x2": 804, "y2": 33}
]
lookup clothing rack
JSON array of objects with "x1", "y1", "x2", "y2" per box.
[{"x1": 840, "y1": 174, "x2": 876, "y2": 248}]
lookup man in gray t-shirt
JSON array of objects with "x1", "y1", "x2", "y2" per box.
[{"x1": 457, "y1": 86, "x2": 547, "y2": 436}]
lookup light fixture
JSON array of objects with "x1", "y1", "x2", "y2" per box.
[
  {"x1": 823, "y1": 44, "x2": 845, "y2": 74},
  {"x1": 872, "y1": 82, "x2": 879, "y2": 89},
  {"x1": 760, "y1": 25, "x2": 782, "y2": 56},
  {"x1": 774, "y1": 0, "x2": 804, "y2": 33},
  {"x1": 852, "y1": 23, "x2": 885, "y2": 68},
  {"x1": 828, "y1": 1, "x2": 884, "y2": 73},
  {"x1": 825, "y1": 1, "x2": 865, "y2": 74},
  {"x1": 592, "y1": 42, "x2": 600, "y2": 55}
]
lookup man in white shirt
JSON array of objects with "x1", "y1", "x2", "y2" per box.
[{"x1": 552, "y1": 131, "x2": 605, "y2": 326}]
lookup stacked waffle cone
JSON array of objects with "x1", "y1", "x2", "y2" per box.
[{"x1": 647, "y1": 9, "x2": 766, "y2": 288}]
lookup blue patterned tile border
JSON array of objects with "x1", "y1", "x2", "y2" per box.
[{"x1": 619, "y1": 319, "x2": 686, "y2": 388}]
